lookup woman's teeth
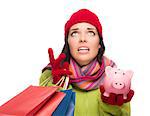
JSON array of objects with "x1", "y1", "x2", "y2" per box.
[
  {"x1": 78, "y1": 47, "x2": 89, "y2": 54},
  {"x1": 78, "y1": 47, "x2": 89, "y2": 51}
]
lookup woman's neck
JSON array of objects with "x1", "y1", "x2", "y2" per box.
[{"x1": 72, "y1": 57, "x2": 97, "y2": 68}]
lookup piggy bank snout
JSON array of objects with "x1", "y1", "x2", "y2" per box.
[{"x1": 112, "y1": 81, "x2": 125, "y2": 89}]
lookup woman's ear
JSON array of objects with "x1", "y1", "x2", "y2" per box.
[{"x1": 98, "y1": 44, "x2": 101, "y2": 48}]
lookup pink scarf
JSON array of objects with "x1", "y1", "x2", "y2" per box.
[{"x1": 69, "y1": 56, "x2": 116, "y2": 90}]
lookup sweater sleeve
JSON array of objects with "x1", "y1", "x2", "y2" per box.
[{"x1": 39, "y1": 69, "x2": 54, "y2": 87}]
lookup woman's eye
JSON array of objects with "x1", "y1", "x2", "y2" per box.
[
  {"x1": 71, "y1": 31, "x2": 78, "y2": 37},
  {"x1": 88, "y1": 31, "x2": 95, "y2": 36}
]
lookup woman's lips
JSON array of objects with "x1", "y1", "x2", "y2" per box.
[{"x1": 77, "y1": 47, "x2": 89, "y2": 54}]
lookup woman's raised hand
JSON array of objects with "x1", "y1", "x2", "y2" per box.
[{"x1": 48, "y1": 48, "x2": 72, "y2": 84}]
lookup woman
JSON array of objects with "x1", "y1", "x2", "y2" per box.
[{"x1": 40, "y1": 9, "x2": 134, "y2": 116}]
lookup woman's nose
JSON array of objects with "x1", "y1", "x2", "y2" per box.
[{"x1": 79, "y1": 33, "x2": 87, "y2": 43}]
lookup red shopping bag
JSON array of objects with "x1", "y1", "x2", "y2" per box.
[
  {"x1": 0, "y1": 112, "x2": 16, "y2": 116},
  {"x1": 35, "y1": 91, "x2": 65, "y2": 116},
  {"x1": 0, "y1": 85, "x2": 65, "y2": 116}
]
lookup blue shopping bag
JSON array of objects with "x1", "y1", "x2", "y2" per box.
[{"x1": 52, "y1": 89, "x2": 75, "y2": 116}]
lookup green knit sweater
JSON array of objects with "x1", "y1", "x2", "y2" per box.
[{"x1": 39, "y1": 70, "x2": 130, "y2": 116}]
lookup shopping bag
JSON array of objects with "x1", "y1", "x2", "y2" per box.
[
  {"x1": 42, "y1": 76, "x2": 76, "y2": 116},
  {"x1": 0, "y1": 85, "x2": 63, "y2": 116},
  {"x1": 35, "y1": 91, "x2": 65, "y2": 116},
  {"x1": 65, "y1": 90, "x2": 75, "y2": 116},
  {"x1": 0, "y1": 112, "x2": 16, "y2": 116},
  {"x1": 52, "y1": 89, "x2": 75, "y2": 116}
]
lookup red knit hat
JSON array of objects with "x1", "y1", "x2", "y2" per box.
[{"x1": 65, "y1": 9, "x2": 102, "y2": 38}]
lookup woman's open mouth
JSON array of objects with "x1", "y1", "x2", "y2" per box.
[{"x1": 78, "y1": 47, "x2": 90, "y2": 54}]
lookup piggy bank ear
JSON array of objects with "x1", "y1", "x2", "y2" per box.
[
  {"x1": 126, "y1": 70, "x2": 134, "y2": 78},
  {"x1": 105, "y1": 66, "x2": 112, "y2": 75}
]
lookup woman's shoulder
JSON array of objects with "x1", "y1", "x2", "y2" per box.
[
  {"x1": 103, "y1": 55, "x2": 117, "y2": 67},
  {"x1": 39, "y1": 69, "x2": 52, "y2": 86}
]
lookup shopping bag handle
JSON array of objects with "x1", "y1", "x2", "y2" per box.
[
  {"x1": 55, "y1": 76, "x2": 69, "y2": 90},
  {"x1": 40, "y1": 75, "x2": 69, "y2": 90}
]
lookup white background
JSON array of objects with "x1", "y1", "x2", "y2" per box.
[{"x1": 0, "y1": 0, "x2": 149, "y2": 115}]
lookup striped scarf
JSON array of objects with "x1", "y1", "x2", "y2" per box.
[{"x1": 69, "y1": 56, "x2": 116, "y2": 91}]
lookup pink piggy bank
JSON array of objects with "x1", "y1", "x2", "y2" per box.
[{"x1": 103, "y1": 66, "x2": 133, "y2": 99}]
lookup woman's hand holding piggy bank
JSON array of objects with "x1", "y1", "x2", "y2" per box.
[{"x1": 100, "y1": 66, "x2": 134, "y2": 106}]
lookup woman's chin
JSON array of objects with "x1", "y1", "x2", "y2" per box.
[
  {"x1": 75, "y1": 57, "x2": 92, "y2": 66},
  {"x1": 77, "y1": 54, "x2": 90, "y2": 60}
]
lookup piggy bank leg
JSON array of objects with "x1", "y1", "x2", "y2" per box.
[
  {"x1": 123, "y1": 95, "x2": 127, "y2": 99},
  {"x1": 103, "y1": 92, "x2": 109, "y2": 97}
]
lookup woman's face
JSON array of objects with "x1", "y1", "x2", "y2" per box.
[{"x1": 68, "y1": 22, "x2": 101, "y2": 66}]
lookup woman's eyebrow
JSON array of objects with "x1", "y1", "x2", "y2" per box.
[
  {"x1": 87, "y1": 27, "x2": 96, "y2": 30},
  {"x1": 70, "y1": 28, "x2": 79, "y2": 31}
]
